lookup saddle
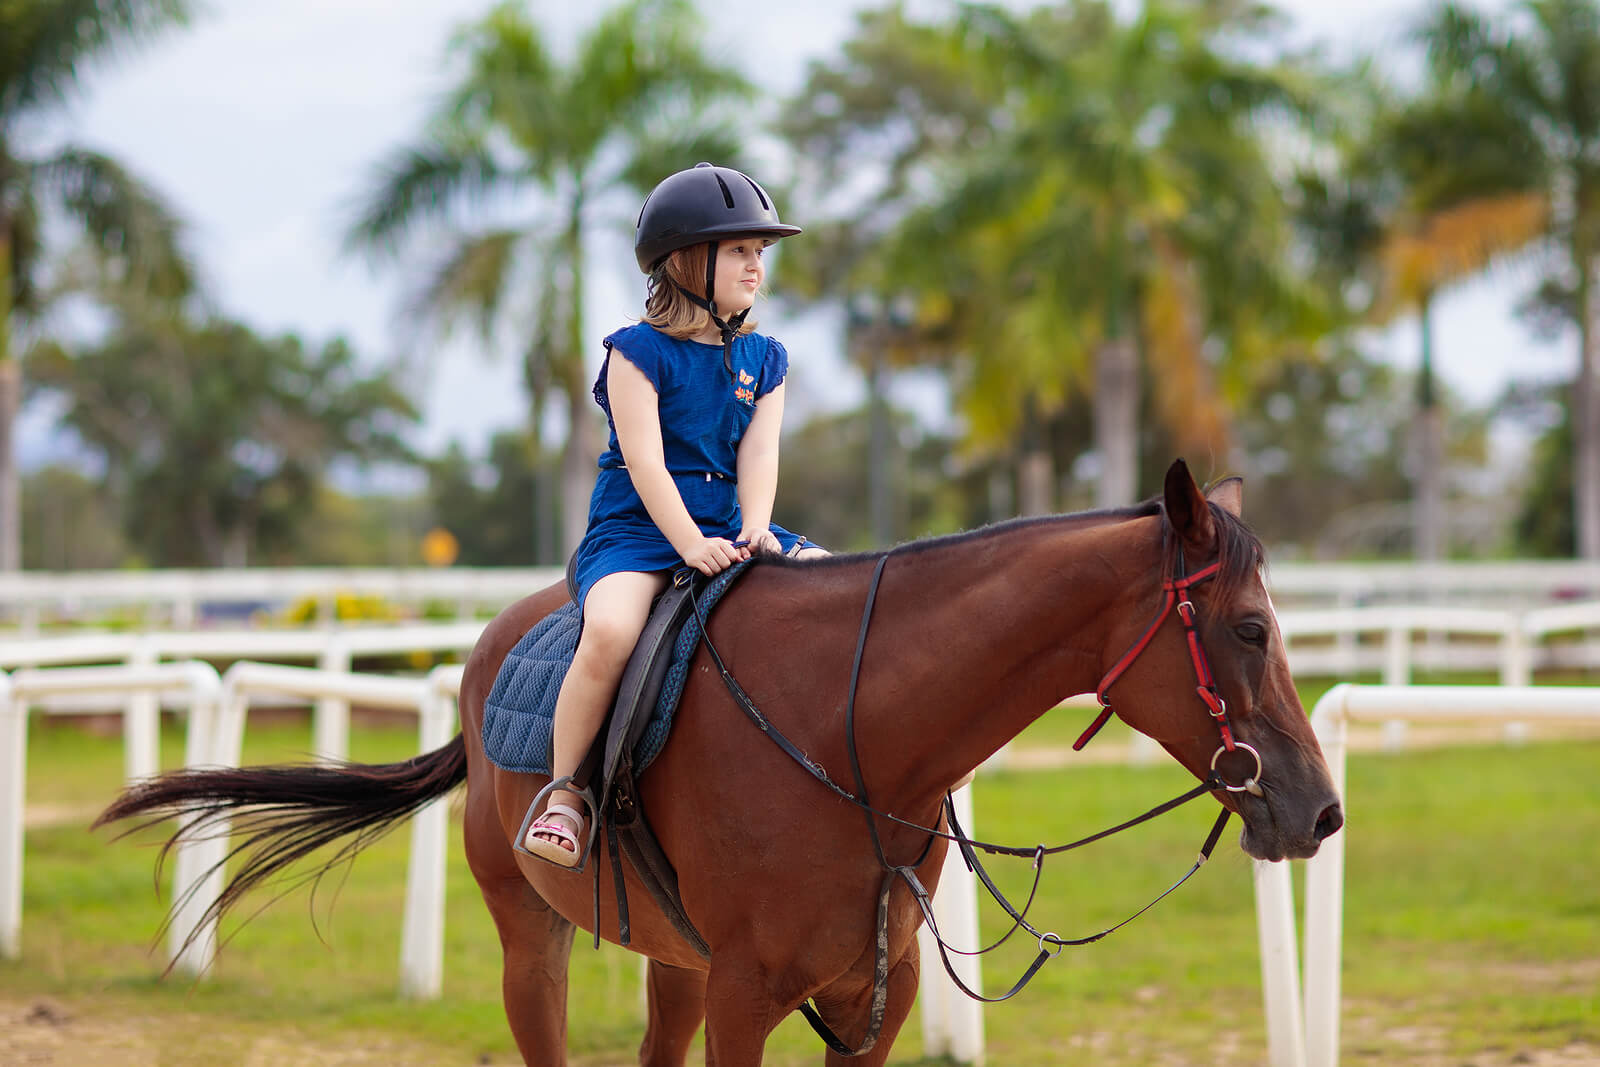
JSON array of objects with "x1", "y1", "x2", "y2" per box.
[{"x1": 511, "y1": 557, "x2": 737, "y2": 957}]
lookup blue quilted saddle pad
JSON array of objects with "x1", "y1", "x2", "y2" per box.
[{"x1": 481, "y1": 563, "x2": 748, "y2": 776}]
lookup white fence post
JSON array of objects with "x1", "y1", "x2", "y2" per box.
[
  {"x1": 398, "y1": 665, "x2": 462, "y2": 999},
  {"x1": 1254, "y1": 856, "x2": 1307, "y2": 1067},
  {"x1": 917, "y1": 782, "x2": 985, "y2": 1064},
  {"x1": 125, "y1": 637, "x2": 160, "y2": 782},
  {"x1": 315, "y1": 636, "x2": 352, "y2": 763},
  {"x1": 1380, "y1": 625, "x2": 1409, "y2": 750},
  {"x1": 0, "y1": 662, "x2": 221, "y2": 970},
  {"x1": 169, "y1": 664, "x2": 229, "y2": 979},
  {"x1": 1302, "y1": 686, "x2": 1349, "y2": 1067},
  {"x1": 0, "y1": 673, "x2": 22, "y2": 959}
]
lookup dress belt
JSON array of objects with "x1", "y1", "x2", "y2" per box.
[{"x1": 602, "y1": 463, "x2": 732, "y2": 483}]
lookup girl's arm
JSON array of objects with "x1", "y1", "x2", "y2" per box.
[
  {"x1": 608, "y1": 353, "x2": 745, "y2": 574},
  {"x1": 736, "y1": 382, "x2": 785, "y2": 553}
]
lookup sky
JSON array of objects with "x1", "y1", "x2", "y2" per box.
[{"x1": 20, "y1": 0, "x2": 1578, "y2": 473}]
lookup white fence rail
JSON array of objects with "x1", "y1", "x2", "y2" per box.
[
  {"x1": 1278, "y1": 601, "x2": 1600, "y2": 684},
  {"x1": 1266, "y1": 560, "x2": 1600, "y2": 609},
  {"x1": 7, "y1": 601, "x2": 1599, "y2": 702},
  {"x1": 0, "y1": 567, "x2": 562, "y2": 632},
  {"x1": 1253, "y1": 684, "x2": 1600, "y2": 1067},
  {"x1": 0, "y1": 623, "x2": 485, "y2": 771},
  {"x1": 1, "y1": 658, "x2": 464, "y2": 999},
  {"x1": 2, "y1": 561, "x2": 1597, "y2": 634},
  {"x1": 1, "y1": 661, "x2": 222, "y2": 960}
]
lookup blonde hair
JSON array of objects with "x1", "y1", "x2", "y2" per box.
[{"x1": 643, "y1": 243, "x2": 761, "y2": 339}]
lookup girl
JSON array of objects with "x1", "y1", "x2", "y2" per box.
[{"x1": 524, "y1": 163, "x2": 826, "y2": 869}]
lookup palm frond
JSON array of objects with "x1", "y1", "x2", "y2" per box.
[
  {"x1": 342, "y1": 142, "x2": 510, "y2": 260},
  {"x1": 31, "y1": 146, "x2": 194, "y2": 301},
  {"x1": 566, "y1": 0, "x2": 753, "y2": 164},
  {"x1": 1373, "y1": 191, "x2": 1548, "y2": 318},
  {"x1": 443, "y1": 2, "x2": 562, "y2": 164},
  {"x1": 614, "y1": 128, "x2": 746, "y2": 201},
  {"x1": 401, "y1": 227, "x2": 527, "y2": 345},
  {"x1": 3, "y1": 186, "x2": 44, "y2": 321},
  {"x1": 0, "y1": 0, "x2": 189, "y2": 122}
]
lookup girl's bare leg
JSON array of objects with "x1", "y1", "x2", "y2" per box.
[{"x1": 538, "y1": 569, "x2": 668, "y2": 852}]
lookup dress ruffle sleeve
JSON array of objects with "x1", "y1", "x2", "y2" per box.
[{"x1": 757, "y1": 336, "x2": 788, "y2": 398}]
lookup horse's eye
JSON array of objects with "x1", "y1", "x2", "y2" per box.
[{"x1": 1235, "y1": 621, "x2": 1268, "y2": 646}]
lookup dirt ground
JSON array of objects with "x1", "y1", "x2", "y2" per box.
[
  {"x1": 5, "y1": 993, "x2": 1600, "y2": 1066},
  {"x1": 0, "y1": 995, "x2": 504, "y2": 1067}
]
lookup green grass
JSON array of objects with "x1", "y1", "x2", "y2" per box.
[{"x1": 4, "y1": 711, "x2": 1598, "y2": 1064}]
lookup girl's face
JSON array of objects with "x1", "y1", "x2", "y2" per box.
[{"x1": 711, "y1": 237, "x2": 769, "y2": 315}]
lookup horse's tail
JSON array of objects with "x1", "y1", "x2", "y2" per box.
[{"x1": 94, "y1": 734, "x2": 468, "y2": 957}]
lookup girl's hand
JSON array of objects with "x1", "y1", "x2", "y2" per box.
[
  {"x1": 680, "y1": 536, "x2": 746, "y2": 576},
  {"x1": 738, "y1": 528, "x2": 782, "y2": 556}
]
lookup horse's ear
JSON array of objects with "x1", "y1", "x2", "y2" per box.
[
  {"x1": 1163, "y1": 458, "x2": 1216, "y2": 552},
  {"x1": 1206, "y1": 476, "x2": 1244, "y2": 518}
]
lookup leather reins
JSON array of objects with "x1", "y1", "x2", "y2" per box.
[{"x1": 683, "y1": 541, "x2": 1260, "y2": 1056}]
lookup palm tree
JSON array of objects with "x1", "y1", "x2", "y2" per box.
[
  {"x1": 1416, "y1": 0, "x2": 1600, "y2": 559},
  {"x1": 785, "y1": 1, "x2": 1323, "y2": 514},
  {"x1": 0, "y1": 0, "x2": 194, "y2": 570},
  {"x1": 1298, "y1": 75, "x2": 1548, "y2": 559},
  {"x1": 345, "y1": 0, "x2": 751, "y2": 559}
]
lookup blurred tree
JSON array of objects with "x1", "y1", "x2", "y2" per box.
[
  {"x1": 1295, "y1": 55, "x2": 1546, "y2": 560},
  {"x1": 21, "y1": 464, "x2": 129, "y2": 569},
  {"x1": 1415, "y1": 0, "x2": 1600, "y2": 558},
  {"x1": 1230, "y1": 348, "x2": 1467, "y2": 555},
  {"x1": 783, "y1": 0, "x2": 1327, "y2": 514},
  {"x1": 423, "y1": 429, "x2": 554, "y2": 566},
  {"x1": 0, "y1": 0, "x2": 194, "y2": 570},
  {"x1": 772, "y1": 405, "x2": 971, "y2": 552},
  {"x1": 29, "y1": 309, "x2": 416, "y2": 566},
  {"x1": 285, "y1": 488, "x2": 428, "y2": 568},
  {"x1": 1505, "y1": 382, "x2": 1576, "y2": 556},
  {"x1": 346, "y1": 0, "x2": 750, "y2": 561}
]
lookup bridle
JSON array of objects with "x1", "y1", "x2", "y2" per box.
[
  {"x1": 682, "y1": 535, "x2": 1265, "y2": 1056},
  {"x1": 1071, "y1": 545, "x2": 1265, "y2": 796}
]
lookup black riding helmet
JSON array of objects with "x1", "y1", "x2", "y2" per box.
[{"x1": 634, "y1": 162, "x2": 801, "y2": 376}]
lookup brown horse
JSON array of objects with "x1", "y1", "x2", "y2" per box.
[{"x1": 99, "y1": 459, "x2": 1343, "y2": 1065}]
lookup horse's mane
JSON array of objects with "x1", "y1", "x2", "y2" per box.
[{"x1": 759, "y1": 496, "x2": 1264, "y2": 602}]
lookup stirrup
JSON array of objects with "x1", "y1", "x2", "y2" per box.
[{"x1": 513, "y1": 776, "x2": 600, "y2": 873}]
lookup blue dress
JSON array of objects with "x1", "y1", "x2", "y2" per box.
[{"x1": 568, "y1": 322, "x2": 810, "y2": 610}]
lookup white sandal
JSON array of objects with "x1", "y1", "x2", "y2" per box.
[{"x1": 523, "y1": 802, "x2": 588, "y2": 868}]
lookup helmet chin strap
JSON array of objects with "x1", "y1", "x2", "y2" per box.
[{"x1": 673, "y1": 241, "x2": 746, "y2": 379}]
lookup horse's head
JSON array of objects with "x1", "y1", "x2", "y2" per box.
[{"x1": 1102, "y1": 459, "x2": 1343, "y2": 861}]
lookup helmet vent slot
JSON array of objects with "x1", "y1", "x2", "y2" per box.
[
  {"x1": 714, "y1": 174, "x2": 736, "y2": 209},
  {"x1": 742, "y1": 174, "x2": 770, "y2": 210}
]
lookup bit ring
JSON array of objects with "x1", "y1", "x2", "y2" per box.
[{"x1": 1210, "y1": 741, "x2": 1263, "y2": 794}]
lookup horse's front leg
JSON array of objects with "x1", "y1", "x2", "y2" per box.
[
  {"x1": 640, "y1": 958, "x2": 707, "y2": 1066},
  {"x1": 700, "y1": 954, "x2": 789, "y2": 1067},
  {"x1": 814, "y1": 941, "x2": 922, "y2": 1067}
]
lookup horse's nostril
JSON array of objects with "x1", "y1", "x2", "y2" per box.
[{"x1": 1314, "y1": 802, "x2": 1344, "y2": 842}]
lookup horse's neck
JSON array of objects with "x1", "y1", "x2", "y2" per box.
[{"x1": 856, "y1": 514, "x2": 1160, "y2": 807}]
